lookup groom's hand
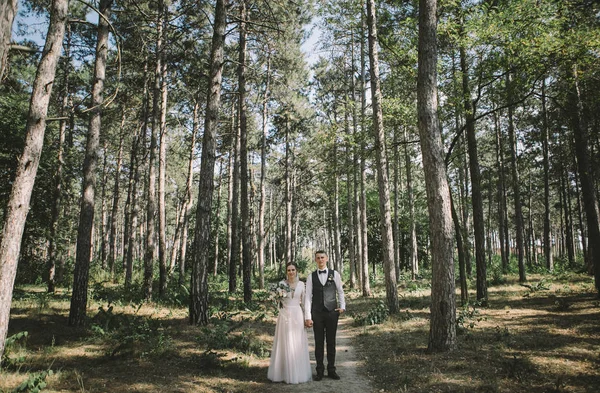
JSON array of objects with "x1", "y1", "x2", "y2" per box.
[
  {"x1": 305, "y1": 319, "x2": 313, "y2": 327},
  {"x1": 335, "y1": 308, "x2": 345, "y2": 314}
]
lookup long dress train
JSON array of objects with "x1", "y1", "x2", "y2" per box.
[{"x1": 267, "y1": 280, "x2": 312, "y2": 384}]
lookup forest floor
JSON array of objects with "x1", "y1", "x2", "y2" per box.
[{"x1": 1, "y1": 271, "x2": 599, "y2": 393}]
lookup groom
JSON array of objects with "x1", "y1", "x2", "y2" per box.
[{"x1": 304, "y1": 250, "x2": 346, "y2": 381}]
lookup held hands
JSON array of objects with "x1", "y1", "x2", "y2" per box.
[
  {"x1": 335, "y1": 308, "x2": 345, "y2": 314},
  {"x1": 305, "y1": 319, "x2": 313, "y2": 328}
]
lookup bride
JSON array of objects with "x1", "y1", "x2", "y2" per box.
[{"x1": 267, "y1": 262, "x2": 312, "y2": 384}]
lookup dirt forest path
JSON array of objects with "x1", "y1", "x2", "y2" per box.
[{"x1": 263, "y1": 317, "x2": 376, "y2": 393}]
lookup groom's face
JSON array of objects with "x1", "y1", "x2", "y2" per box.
[{"x1": 315, "y1": 253, "x2": 328, "y2": 270}]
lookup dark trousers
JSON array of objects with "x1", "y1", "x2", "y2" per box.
[{"x1": 312, "y1": 309, "x2": 339, "y2": 374}]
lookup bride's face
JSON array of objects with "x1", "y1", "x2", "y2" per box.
[{"x1": 286, "y1": 265, "x2": 297, "y2": 281}]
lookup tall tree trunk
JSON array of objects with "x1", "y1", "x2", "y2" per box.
[
  {"x1": 47, "y1": 25, "x2": 72, "y2": 293},
  {"x1": 0, "y1": 0, "x2": 17, "y2": 80},
  {"x1": 346, "y1": 98, "x2": 357, "y2": 289},
  {"x1": 404, "y1": 127, "x2": 418, "y2": 280},
  {"x1": 124, "y1": 59, "x2": 149, "y2": 289},
  {"x1": 540, "y1": 79, "x2": 553, "y2": 271},
  {"x1": 69, "y1": 0, "x2": 112, "y2": 326},
  {"x1": 178, "y1": 100, "x2": 198, "y2": 285},
  {"x1": 0, "y1": 0, "x2": 68, "y2": 358},
  {"x1": 284, "y1": 117, "x2": 293, "y2": 266},
  {"x1": 561, "y1": 165, "x2": 575, "y2": 267},
  {"x1": 366, "y1": 0, "x2": 398, "y2": 314},
  {"x1": 189, "y1": 0, "x2": 227, "y2": 325},
  {"x1": 496, "y1": 112, "x2": 508, "y2": 272},
  {"x1": 359, "y1": 8, "x2": 370, "y2": 297},
  {"x1": 108, "y1": 127, "x2": 124, "y2": 279},
  {"x1": 333, "y1": 137, "x2": 342, "y2": 273},
  {"x1": 257, "y1": 50, "x2": 271, "y2": 290},
  {"x1": 212, "y1": 159, "x2": 223, "y2": 276},
  {"x1": 158, "y1": 10, "x2": 169, "y2": 297},
  {"x1": 229, "y1": 104, "x2": 240, "y2": 293},
  {"x1": 143, "y1": 0, "x2": 163, "y2": 300},
  {"x1": 451, "y1": 194, "x2": 469, "y2": 305},
  {"x1": 238, "y1": 0, "x2": 253, "y2": 303},
  {"x1": 100, "y1": 141, "x2": 109, "y2": 269},
  {"x1": 418, "y1": 0, "x2": 456, "y2": 352},
  {"x1": 392, "y1": 126, "x2": 401, "y2": 282},
  {"x1": 460, "y1": 42, "x2": 487, "y2": 304},
  {"x1": 569, "y1": 64, "x2": 600, "y2": 294},
  {"x1": 506, "y1": 72, "x2": 526, "y2": 282}
]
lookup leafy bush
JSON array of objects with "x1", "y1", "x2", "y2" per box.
[
  {"x1": 1, "y1": 331, "x2": 28, "y2": 368},
  {"x1": 14, "y1": 370, "x2": 53, "y2": 393},
  {"x1": 456, "y1": 303, "x2": 484, "y2": 334},
  {"x1": 351, "y1": 300, "x2": 389, "y2": 326}
]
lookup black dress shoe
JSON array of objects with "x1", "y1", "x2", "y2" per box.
[
  {"x1": 315, "y1": 374, "x2": 323, "y2": 381},
  {"x1": 328, "y1": 371, "x2": 341, "y2": 380}
]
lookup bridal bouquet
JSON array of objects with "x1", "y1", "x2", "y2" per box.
[{"x1": 269, "y1": 282, "x2": 291, "y2": 309}]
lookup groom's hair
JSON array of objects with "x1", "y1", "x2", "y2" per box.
[{"x1": 315, "y1": 250, "x2": 327, "y2": 256}]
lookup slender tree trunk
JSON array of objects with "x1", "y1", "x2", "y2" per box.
[
  {"x1": 143, "y1": 0, "x2": 166, "y2": 300},
  {"x1": 366, "y1": 0, "x2": 398, "y2": 314},
  {"x1": 0, "y1": 0, "x2": 18, "y2": 81},
  {"x1": 47, "y1": 26, "x2": 71, "y2": 292},
  {"x1": 0, "y1": 0, "x2": 68, "y2": 358},
  {"x1": 451, "y1": 194, "x2": 469, "y2": 305},
  {"x1": 333, "y1": 138, "x2": 342, "y2": 273},
  {"x1": 212, "y1": 159, "x2": 223, "y2": 276},
  {"x1": 404, "y1": 127, "x2": 418, "y2": 280},
  {"x1": 506, "y1": 72, "x2": 526, "y2": 282},
  {"x1": 177, "y1": 100, "x2": 198, "y2": 285},
  {"x1": 190, "y1": 0, "x2": 228, "y2": 325},
  {"x1": 158, "y1": 9, "x2": 169, "y2": 297},
  {"x1": 540, "y1": 79, "x2": 553, "y2": 270},
  {"x1": 285, "y1": 118, "x2": 293, "y2": 266},
  {"x1": 359, "y1": 8, "x2": 370, "y2": 297},
  {"x1": 108, "y1": 128, "x2": 124, "y2": 279},
  {"x1": 70, "y1": 0, "x2": 112, "y2": 326},
  {"x1": 257, "y1": 51, "x2": 271, "y2": 290},
  {"x1": 124, "y1": 59, "x2": 149, "y2": 289},
  {"x1": 229, "y1": 104, "x2": 240, "y2": 293},
  {"x1": 418, "y1": 0, "x2": 456, "y2": 352},
  {"x1": 494, "y1": 112, "x2": 507, "y2": 271},
  {"x1": 570, "y1": 64, "x2": 600, "y2": 294},
  {"x1": 100, "y1": 141, "x2": 109, "y2": 269},
  {"x1": 393, "y1": 126, "x2": 401, "y2": 282},
  {"x1": 460, "y1": 42, "x2": 487, "y2": 304},
  {"x1": 346, "y1": 99, "x2": 357, "y2": 289},
  {"x1": 238, "y1": 0, "x2": 253, "y2": 303}
]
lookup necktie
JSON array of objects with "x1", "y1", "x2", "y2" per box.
[{"x1": 318, "y1": 270, "x2": 327, "y2": 274}]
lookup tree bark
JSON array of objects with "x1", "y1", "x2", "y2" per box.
[
  {"x1": 108, "y1": 128, "x2": 124, "y2": 279},
  {"x1": 366, "y1": 0, "x2": 398, "y2": 314},
  {"x1": 506, "y1": 71, "x2": 526, "y2": 282},
  {"x1": 460, "y1": 42, "x2": 487, "y2": 304},
  {"x1": 257, "y1": 50, "x2": 271, "y2": 290},
  {"x1": 158, "y1": 8, "x2": 169, "y2": 297},
  {"x1": 189, "y1": 0, "x2": 228, "y2": 325},
  {"x1": 69, "y1": 0, "x2": 113, "y2": 326},
  {"x1": 418, "y1": 0, "x2": 456, "y2": 352},
  {"x1": 404, "y1": 127, "x2": 418, "y2": 280},
  {"x1": 359, "y1": 8, "x2": 370, "y2": 297},
  {"x1": 0, "y1": 0, "x2": 68, "y2": 358},
  {"x1": 0, "y1": 0, "x2": 17, "y2": 81},
  {"x1": 178, "y1": 100, "x2": 198, "y2": 285},
  {"x1": 238, "y1": 0, "x2": 253, "y2": 303},
  {"x1": 47, "y1": 25, "x2": 71, "y2": 293},
  {"x1": 540, "y1": 79, "x2": 553, "y2": 271}
]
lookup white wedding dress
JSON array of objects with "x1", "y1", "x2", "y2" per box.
[{"x1": 267, "y1": 280, "x2": 312, "y2": 384}]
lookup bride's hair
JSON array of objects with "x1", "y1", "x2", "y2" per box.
[{"x1": 285, "y1": 262, "x2": 299, "y2": 284}]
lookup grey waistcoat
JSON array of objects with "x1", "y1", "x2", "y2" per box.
[{"x1": 312, "y1": 270, "x2": 338, "y2": 312}]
